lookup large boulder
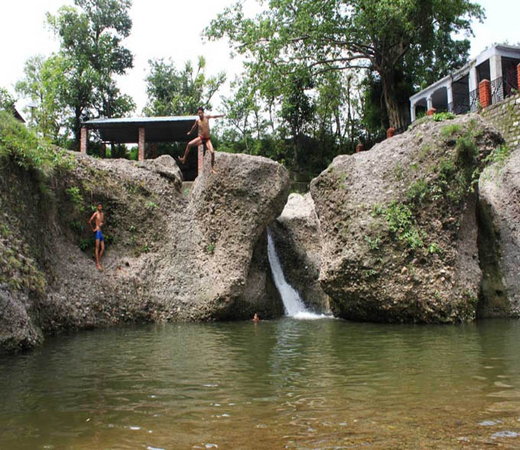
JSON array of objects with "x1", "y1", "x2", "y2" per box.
[
  {"x1": 270, "y1": 193, "x2": 330, "y2": 313},
  {"x1": 0, "y1": 152, "x2": 289, "y2": 353},
  {"x1": 478, "y1": 146, "x2": 520, "y2": 317},
  {"x1": 146, "y1": 152, "x2": 289, "y2": 320},
  {"x1": 310, "y1": 115, "x2": 502, "y2": 323}
]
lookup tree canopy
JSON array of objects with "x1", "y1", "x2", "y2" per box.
[
  {"x1": 206, "y1": 0, "x2": 484, "y2": 129},
  {"x1": 17, "y1": 0, "x2": 135, "y2": 148},
  {"x1": 0, "y1": 88, "x2": 16, "y2": 113},
  {"x1": 143, "y1": 56, "x2": 226, "y2": 116}
]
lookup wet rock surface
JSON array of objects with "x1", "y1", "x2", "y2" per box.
[{"x1": 270, "y1": 193, "x2": 330, "y2": 313}]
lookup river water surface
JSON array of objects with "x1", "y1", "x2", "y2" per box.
[{"x1": 1, "y1": 319, "x2": 520, "y2": 449}]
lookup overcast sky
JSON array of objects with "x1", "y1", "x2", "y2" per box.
[{"x1": 1, "y1": 0, "x2": 519, "y2": 114}]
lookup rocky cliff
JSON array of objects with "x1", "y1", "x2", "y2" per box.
[
  {"x1": 3, "y1": 110, "x2": 520, "y2": 352},
  {"x1": 478, "y1": 146, "x2": 520, "y2": 318},
  {"x1": 0, "y1": 147, "x2": 289, "y2": 353},
  {"x1": 310, "y1": 115, "x2": 503, "y2": 323}
]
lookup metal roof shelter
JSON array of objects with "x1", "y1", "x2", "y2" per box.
[
  {"x1": 81, "y1": 115, "x2": 198, "y2": 164},
  {"x1": 80, "y1": 115, "x2": 209, "y2": 179},
  {"x1": 83, "y1": 115, "x2": 197, "y2": 145}
]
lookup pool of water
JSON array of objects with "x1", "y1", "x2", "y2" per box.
[{"x1": 1, "y1": 318, "x2": 520, "y2": 449}]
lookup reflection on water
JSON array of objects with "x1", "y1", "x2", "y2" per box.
[{"x1": 1, "y1": 319, "x2": 520, "y2": 448}]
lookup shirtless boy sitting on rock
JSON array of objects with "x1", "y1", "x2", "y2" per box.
[
  {"x1": 178, "y1": 107, "x2": 224, "y2": 173},
  {"x1": 88, "y1": 203, "x2": 105, "y2": 271}
]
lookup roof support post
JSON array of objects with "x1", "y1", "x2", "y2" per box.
[
  {"x1": 410, "y1": 100, "x2": 417, "y2": 122},
  {"x1": 197, "y1": 143, "x2": 204, "y2": 176},
  {"x1": 427, "y1": 96, "x2": 433, "y2": 110},
  {"x1": 138, "y1": 127, "x2": 145, "y2": 161},
  {"x1": 489, "y1": 54, "x2": 503, "y2": 82},
  {"x1": 80, "y1": 127, "x2": 88, "y2": 154},
  {"x1": 469, "y1": 66, "x2": 478, "y2": 112},
  {"x1": 447, "y1": 84, "x2": 454, "y2": 112}
]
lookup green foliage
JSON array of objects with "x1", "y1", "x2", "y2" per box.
[
  {"x1": 0, "y1": 111, "x2": 74, "y2": 174},
  {"x1": 371, "y1": 203, "x2": 384, "y2": 217},
  {"x1": 207, "y1": 0, "x2": 483, "y2": 129},
  {"x1": 454, "y1": 135, "x2": 478, "y2": 167},
  {"x1": 79, "y1": 238, "x2": 91, "y2": 251},
  {"x1": 145, "y1": 201, "x2": 158, "y2": 210},
  {"x1": 17, "y1": 0, "x2": 135, "y2": 148},
  {"x1": 393, "y1": 163, "x2": 405, "y2": 181},
  {"x1": 383, "y1": 201, "x2": 425, "y2": 250},
  {"x1": 364, "y1": 235, "x2": 382, "y2": 251},
  {"x1": 407, "y1": 179, "x2": 429, "y2": 205},
  {"x1": 484, "y1": 144, "x2": 512, "y2": 167},
  {"x1": 206, "y1": 242, "x2": 216, "y2": 254},
  {"x1": 441, "y1": 123, "x2": 462, "y2": 137},
  {"x1": 427, "y1": 242, "x2": 443, "y2": 255},
  {"x1": 432, "y1": 112, "x2": 456, "y2": 122},
  {"x1": 143, "y1": 56, "x2": 225, "y2": 116},
  {"x1": 66, "y1": 186, "x2": 85, "y2": 212},
  {"x1": 0, "y1": 87, "x2": 15, "y2": 112},
  {"x1": 15, "y1": 56, "x2": 67, "y2": 143}
]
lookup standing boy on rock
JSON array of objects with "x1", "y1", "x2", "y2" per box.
[
  {"x1": 178, "y1": 107, "x2": 224, "y2": 173},
  {"x1": 88, "y1": 203, "x2": 105, "y2": 271}
]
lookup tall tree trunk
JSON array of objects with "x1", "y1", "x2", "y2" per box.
[
  {"x1": 380, "y1": 69, "x2": 406, "y2": 130},
  {"x1": 74, "y1": 107, "x2": 82, "y2": 151}
]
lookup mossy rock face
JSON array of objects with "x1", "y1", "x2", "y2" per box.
[{"x1": 311, "y1": 114, "x2": 503, "y2": 323}]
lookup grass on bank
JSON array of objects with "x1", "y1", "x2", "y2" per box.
[{"x1": 0, "y1": 111, "x2": 74, "y2": 174}]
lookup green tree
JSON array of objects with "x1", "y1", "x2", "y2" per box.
[
  {"x1": 16, "y1": 55, "x2": 66, "y2": 142},
  {"x1": 143, "y1": 56, "x2": 225, "y2": 116},
  {"x1": 206, "y1": 0, "x2": 484, "y2": 129},
  {"x1": 219, "y1": 78, "x2": 265, "y2": 153},
  {"x1": 39, "y1": 0, "x2": 135, "y2": 147},
  {"x1": 0, "y1": 88, "x2": 15, "y2": 112}
]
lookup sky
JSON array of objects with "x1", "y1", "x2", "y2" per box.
[{"x1": 0, "y1": 0, "x2": 519, "y2": 115}]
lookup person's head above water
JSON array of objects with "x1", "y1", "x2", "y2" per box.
[
  {"x1": 97, "y1": 203, "x2": 103, "y2": 211},
  {"x1": 197, "y1": 107, "x2": 204, "y2": 118}
]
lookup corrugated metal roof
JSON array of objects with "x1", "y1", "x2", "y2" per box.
[{"x1": 83, "y1": 115, "x2": 198, "y2": 143}]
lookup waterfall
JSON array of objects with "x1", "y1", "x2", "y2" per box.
[{"x1": 267, "y1": 230, "x2": 329, "y2": 320}]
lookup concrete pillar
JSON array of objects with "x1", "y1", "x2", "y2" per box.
[
  {"x1": 138, "y1": 127, "x2": 145, "y2": 161},
  {"x1": 469, "y1": 67, "x2": 479, "y2": 112},
  {"x1": 447, "y1": 84, "x2": 454, "y2": 112},
  {"x1": 489, "y1": 54, "x2": 502, "y2": 81},
  {"x1": 468, "y1": 66, "x2": 478, "y2": 92},
  {"x1": 101, "y1": 142, "x2": 106, "y2": 158},
  {"x1": 479, "y1": 79, "x2": 492, "y2": 108},
  {"x1": 410, "y1": 101, "x2": 416, "y2": 122},
  {"x1": 80, "y1": 127, "x2": 88, "y2": 154},
  {"x1": 427, "y1": 96, "x2": 433, "y2": 110},
  {"x1": 197, "y1": 144, "x2": 204, "y2": 176}
]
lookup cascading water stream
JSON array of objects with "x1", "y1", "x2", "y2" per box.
[{"x1": 267, "y1": 229, "x2": 330, "y2": 320}]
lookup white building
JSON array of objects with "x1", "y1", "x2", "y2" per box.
[{"x1": 410, "y1": 44, "x2": 520, "y2": 122}]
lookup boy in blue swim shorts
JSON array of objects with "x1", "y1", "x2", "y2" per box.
[{"x1": 88, "y1": 203, "x2": 105, "y2": 270}]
